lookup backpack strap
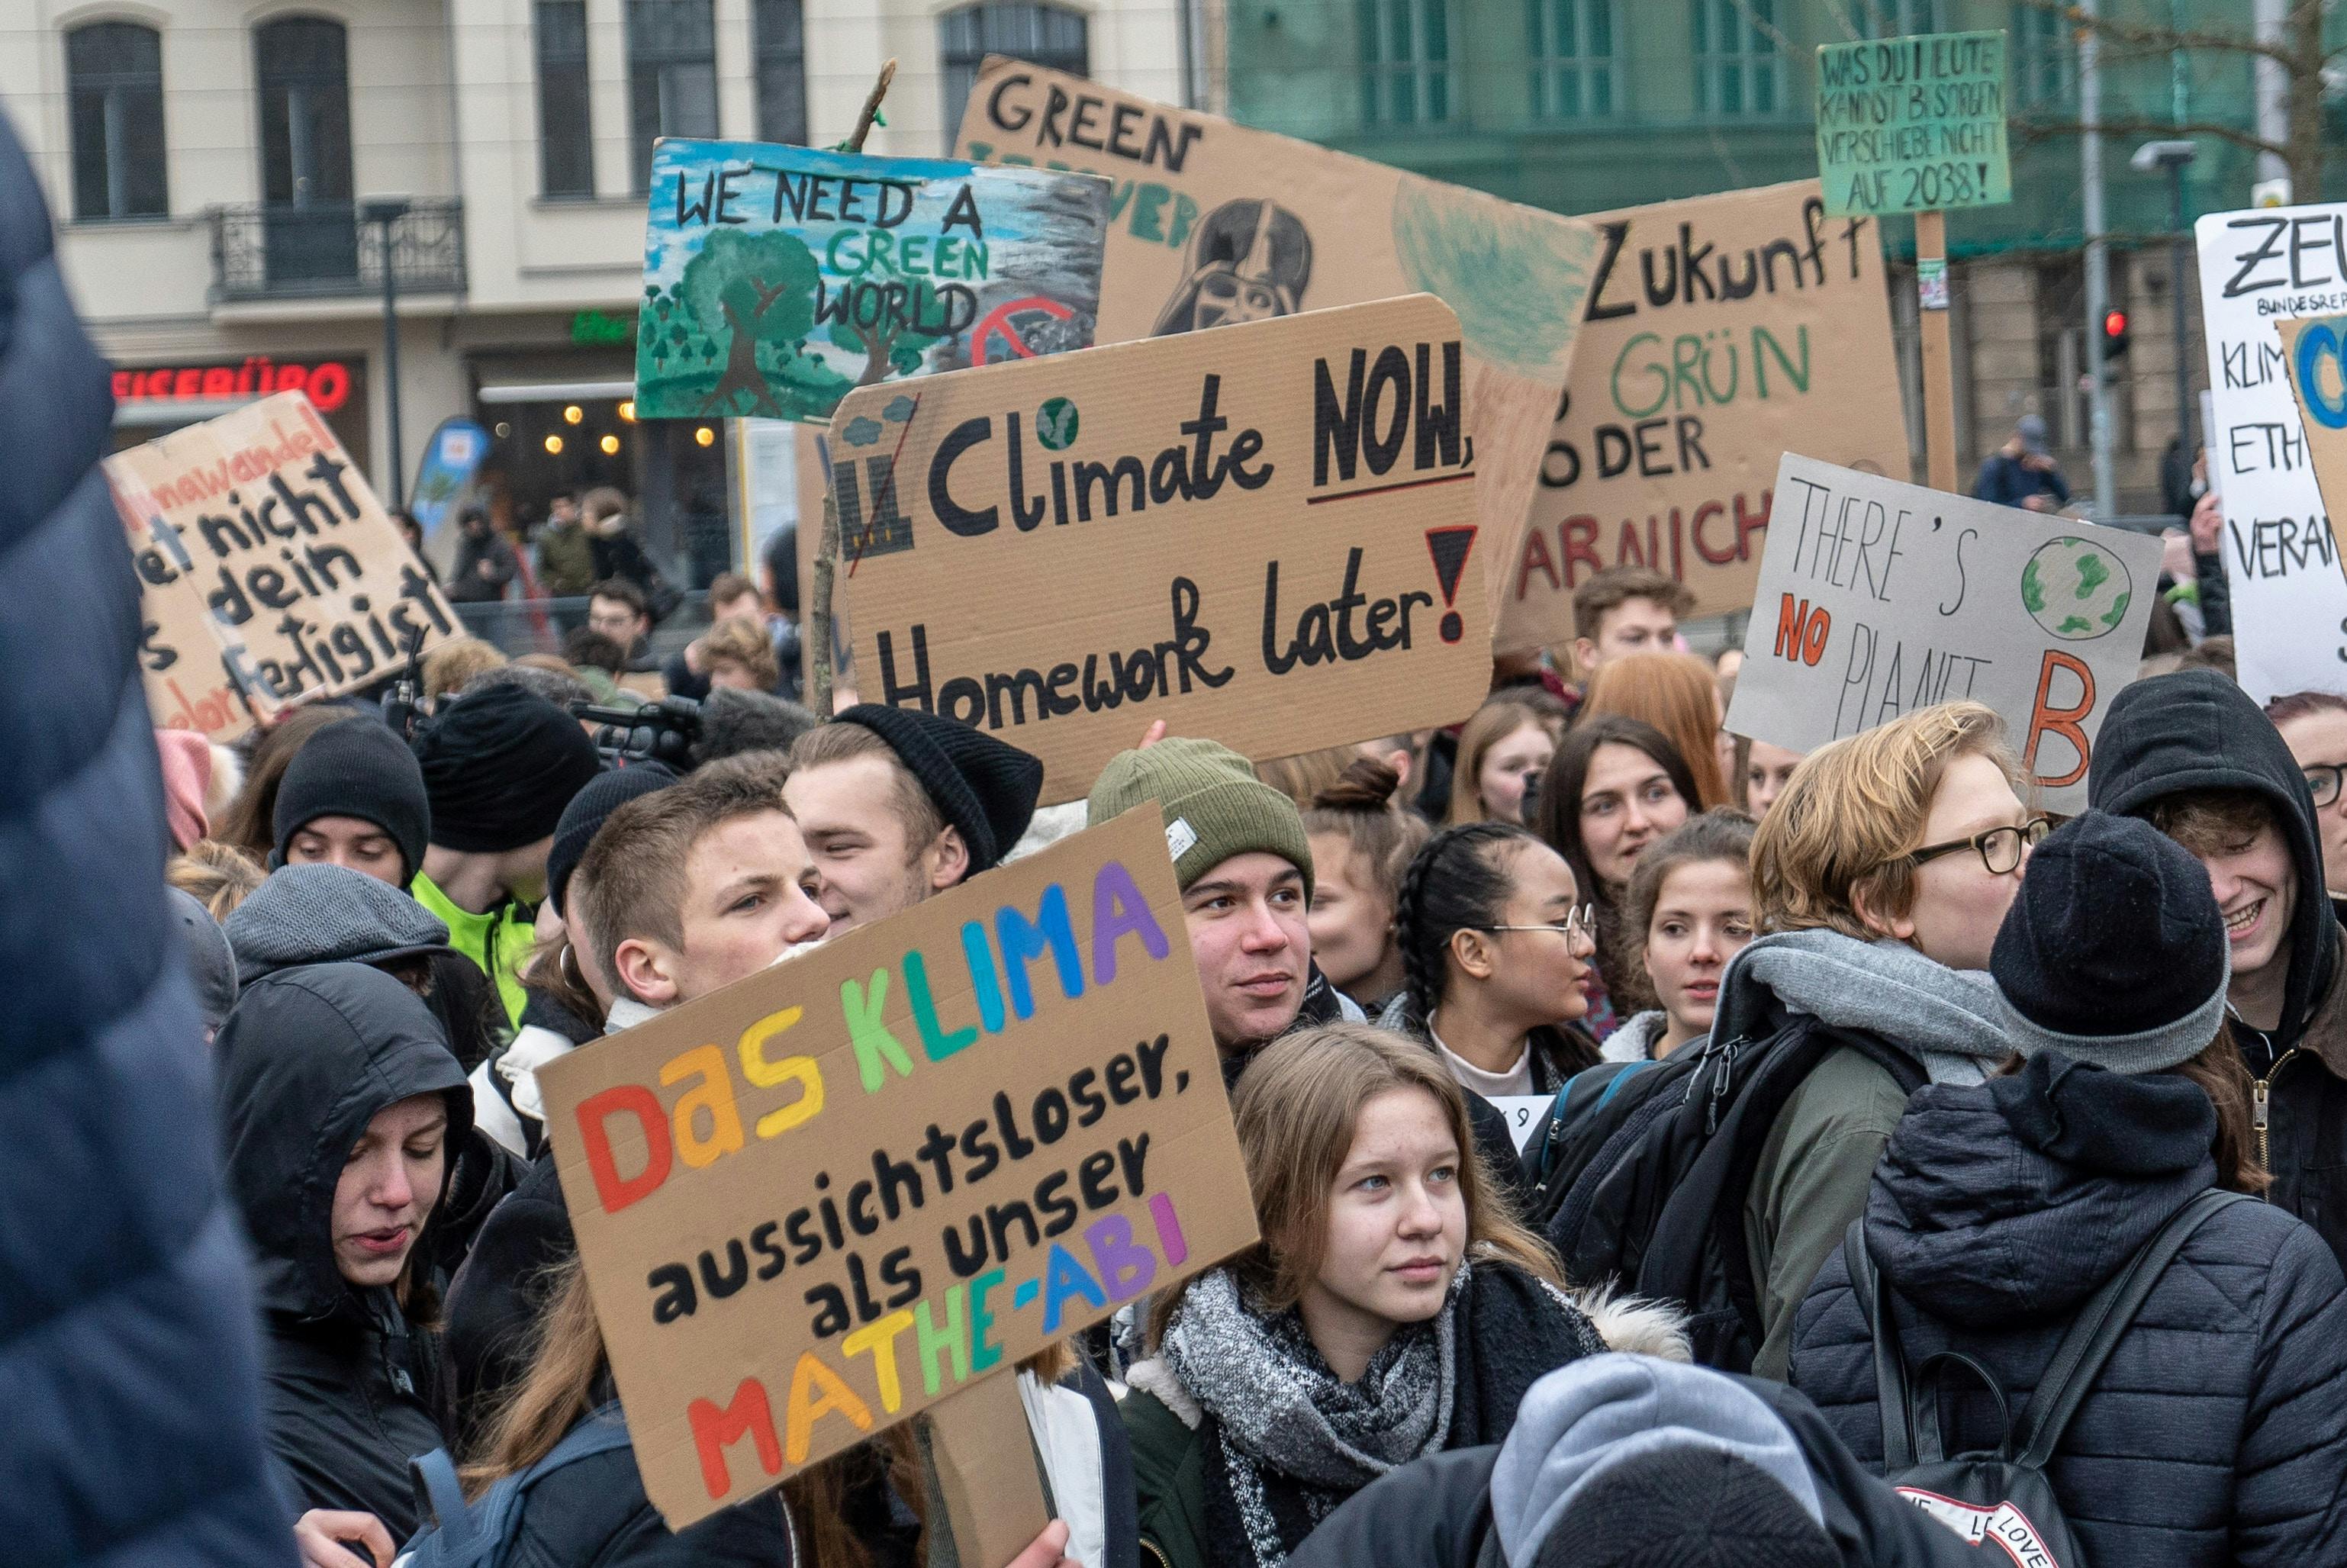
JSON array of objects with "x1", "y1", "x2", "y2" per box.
[
  {"x1": 408, "y1": 1450, "x2": 475, "y2": 1552},
  {"x1": 526, "y1": 1401, "x2": 634, "y2": 1480},
  {"x1": 2012, "y1": 1190, "x2": 2249, "y2": 1467},
  {"x1": 1842, "y1": 1218, "x2": 1917, "y2": 1470}
]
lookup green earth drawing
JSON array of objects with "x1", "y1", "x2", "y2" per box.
[{"x1": 2020, "y1": 537, "x2": 2133, "y2": 640}]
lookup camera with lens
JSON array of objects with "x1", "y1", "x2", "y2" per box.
[{"x1": 570, "y1": 696, "x2": 701, "y2": 769}]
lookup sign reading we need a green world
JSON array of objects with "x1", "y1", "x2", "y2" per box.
[{"x1": 1816, "y1": 31, "x2": 2011, "y2": 220}]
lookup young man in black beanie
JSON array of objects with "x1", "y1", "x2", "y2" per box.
[
  {"x1": 781, "y1": 705, "x2": 1044, "y2": 932},
  {"x1": 272, "y1": 716, "x2": 430, "y2": 887},
  {"x1": 410, "y1": 685, "x2": 601, "y2": 1027}
]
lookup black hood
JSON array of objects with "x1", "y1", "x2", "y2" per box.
[
  {"x1": 1865, "y1": 1052, "x2": 2215, "y2": 1328},
  {"x1": 215, "y1": 962, "x2": 472, "y2": 1323},
  {"x1": 2087, "y1": 668, "x2": 2335, "y2": 1050}
]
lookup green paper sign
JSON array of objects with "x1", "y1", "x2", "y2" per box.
[{"x1": 1816, "y1": 31, "x2": 2011, "y2": 220}]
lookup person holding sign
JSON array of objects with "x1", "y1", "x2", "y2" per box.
[{"x1": 1603, "y1": 812, "x2": 1759, "y2": 1064}]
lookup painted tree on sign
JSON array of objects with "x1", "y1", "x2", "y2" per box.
[
  {"x1": 681, "y1": 228, "x2": 822, "y2": 417},
  {"x1": 826, "y1": 265, "x2": 950, "y2": 388}
]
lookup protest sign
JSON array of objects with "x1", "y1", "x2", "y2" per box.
[
  {"x1": 635, "y1": 139, "x2": 1111, "y2": 424},
  {"x1": 2195, "y1": 205, "x2": 2347, "y2": 700},
  {"x1": 1505, "y1": 182, "x2": 1907, "y2": 649},
  {"x1": 537, "y1": 807, "x2": 1256, "y2": 1528},
  {"x1": 106, "y1": 391, "x2": 458, "y2": 736},
  {"x1": 2272, "y1": 314, "x2": 2347, "y2": 618},
  {"x1": 823, "y1": 296, "x2": 1492, "y2": 803},
  {"x1": 1816, "y1": 31, "x2": 2011, "y2": 221},
  {"x1": 1725, "y1": 454, "x2": 2159, "y2": 810},
  {"x1": 957, "y1": 61, "x2": 1599, "y2": 606}
]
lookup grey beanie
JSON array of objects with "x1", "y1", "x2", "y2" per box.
[{"x1": 225, "y1": 863, "x2": 455, "y2": 986}]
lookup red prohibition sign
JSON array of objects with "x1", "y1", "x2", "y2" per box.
[{"x1": 971, "y1": 295, "x2": 1075, "y2": 365}]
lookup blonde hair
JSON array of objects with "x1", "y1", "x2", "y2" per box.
[
  {"x1": 1582, "y1": 652, "x2": 1732, "y2": 810},
  {"x1": 1256, "y1": 745, "x2": 1357, "y2": 807},
  {"x1": 1750, "y1": 701, "x2": 2023, "y2": 939},
  {"x1": 166, "y1": 838, "x2": 267, "y2": 920},
  {"x1": 423, "y1": 637, "x2": 509, "y2": 701},
  {"x1": 1449, "y1": 699, "x2": 1549, "y2": 825},
  {"x1": 703, "y1": 616, "x2": 781, "y2": 692},
  {"x1": 1149, "y1": 1023, "x2": 1562, "y2": 1346}
]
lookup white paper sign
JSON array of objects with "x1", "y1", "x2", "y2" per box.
[
  {"x1": 2195, "y1": 205, "x2": 2347, "y2": 701},
  {"x1": 1725, "y1": 454, "x2": 2162, "y2": 811},
  {"x1": 1489, "y1": 1094, "x2": 1553, "y2": 1153}
]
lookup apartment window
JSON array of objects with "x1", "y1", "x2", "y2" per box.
[
  {"x1": 68, "y1": 22, "x2": 167, "y2": 220},
  {"x1": 2011, "y1": 2, "x2": 2071, "y2": 108},
  {"x1": 755, "y1": 0, "x2": 808, "y2": 145},
  {"x1": 938, "y1": 4, "x2": 1088, "y2": 150},
  {"x1": 1855, "y1": 0, "x2": 1943, "y2": 36},
  {"x1": 1360, "y1": 0, "x2": 1459, "y2": 126},
  {"x1": 536, "y1": 2, "x2": 596, "y2": 197},
  {"x1": 1692, "y1": 0, "x2": 1784, "y2": 117},
  {"x1": 1528, "y1": 0, "x2": 1614, "y2": 120},
  {"x1": 628, "y1": 0, "x2": 718, "y2": 191}
]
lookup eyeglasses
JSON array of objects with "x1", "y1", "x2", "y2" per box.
[
  {"x1": 2304, "y1": 765, "x2": 2345, "y2": 809},
  {"x1": 1477, "y1": 906, "x2": 1599, "y2": 943},
  {"x1": 1905, "y1": 816, "x2": 2052, "y2": 875}
]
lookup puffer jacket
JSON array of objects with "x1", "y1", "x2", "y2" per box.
[
  {"x1": 1790, "y1": 1052, "x2": 2347, "y2": 1566},
  {"x1": 2089, "y1": 667, "x2": 2347, "y2": 1270},
  {"x1": 217, "y1": 963, "x2": 474, "y2": 1535},
  {"x1": 0, "y1": 111, "x2": 291, "y2": 1566}
]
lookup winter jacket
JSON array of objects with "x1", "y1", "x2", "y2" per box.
[
  {"x1": 447, "y1": 529, "x2": 520, "y2": 604},
  {"x1": 1789, "y1": 1052, "x2": 2347, "y2": 1567},
  {"x1": 536, "y1": 520, "x2": 599, "y2": 599},
  {"x1": 1972, "y1": 450, "x2": 2070, "y2": 510},
  {"x1": 0, "y1": 112, "x2": 291, "y2": 1566},
  {"x1": 2090, "y1": 667, "x2": 2347, "y2": 1270},
  {"x1": 412, "y1": 870, "x2": 536, "y2": 1028},
  {"x1": 217, "y1": 963, "x2": 475, "y2": 1535},
  {"x1": 1708, "y1": 931, "x2": 2011, "y2": 1380},
  {"x1": 443, "y1": 1152, "x2": 573, "y2": 1450}
]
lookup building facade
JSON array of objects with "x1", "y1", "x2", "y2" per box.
[{"x1": 6, "y1": 0, "x2": 1186, "y2": 583}]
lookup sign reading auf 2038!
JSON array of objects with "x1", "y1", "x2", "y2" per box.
[{"x1": 1816, "y1": 31, "x2": 2011, "y2": 220}]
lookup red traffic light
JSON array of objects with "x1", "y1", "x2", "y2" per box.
[{"x1": 2104, "y1": 310, "x2": 2129, "y2": 338}]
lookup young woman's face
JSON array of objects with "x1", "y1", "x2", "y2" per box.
[
  {"x1": 1477, "y1": 722, "x2": 1553, "y2": 823},
  {"x1": 331, "y1": 1092, "x2": 448, "y2": 1289},
  {"x1": 1578, "y1": 743, "x2": 1691, "y2": 893},
  {"x1": 1641, "y1": 858, "x2": 1754, "y2": 1042},
  {"x1": 1300, "y1": 1087, "x2": 1468, "y2": 1359},
  {"x1": 1895, "y1": 752, "x2": 2033, "y2": 972},
  {"x1": 1469, "y1": 841, "x2": 1592, "y2": 1025},
  {"x1": 1744, "y1": 741, "x2": 1805, "y2": 820},
  {"x1": 1307, "y1": 833, "x2": 1391, "y2": 996},
  {"x1": 2277, "y1": 707, "x2": 2347, "y2": 897}
]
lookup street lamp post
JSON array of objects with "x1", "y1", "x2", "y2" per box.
[
  {"x1": 2131, "y1": 140, "x2": 2199, "y2": 461},
  {"x1": 362, "y1": 198, "x2": 413, "y2": 510}
]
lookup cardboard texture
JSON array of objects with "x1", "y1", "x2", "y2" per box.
[
  {"x1": 2196, "y1": 207, "x2": 2347, "y2": 701},
  {"x1": 823, "y1": 296, "x2": 1492, "y2": 805},
  {"x1": 956, "y1": 60, "x2": 1599, "y2": 606},
  {"x1": 106, "y1": 391, "x2": 459, "y2": 739},
  {"x1": 636, "y1": 140, "x2": 1111, "y2": 424},
  {"x1": 1725, "y1": 454, "x2": 2160, "y2": 811},
  {"x1": 538, "y1": 808, "x2": 1257, "y2": 1529},
  {"x1": 1816, "y1": 32, "x2": 2011, "y2": 220},
  {"x1": 1504, "y1": 181, "x2": 1908, "y2": 649},
  {"x1": 926, "y1": 1373, "x2": 1051, "y2": 1567}
]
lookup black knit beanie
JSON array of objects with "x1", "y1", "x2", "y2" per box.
[
  {"x1": 546, "y1": 762, "x2": 676, "y2": 916},
  {"x1": 1991, "y1": 810, "x2": 2230, "y2": 1074},
  {"x1": 412, "y1": 685, "x2": 603, "y2": 855},
  {"x1": 833, "y1": 705, "x2": 1044, "y2": 874},
  {"x1": 1540, "y1": 1448, "x2": 1839, "y2": 1568},
  {"x1": 271, "y1": 716, "x2": 430, "y2": 883}
]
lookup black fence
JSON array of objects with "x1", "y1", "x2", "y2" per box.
[{"x1": 208, "y1": 199, "x2": 465, "y2": 303}]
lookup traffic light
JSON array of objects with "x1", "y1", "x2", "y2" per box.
[{"x1": 2101, "y1": 308, "x2": 2131, "y2": 366}]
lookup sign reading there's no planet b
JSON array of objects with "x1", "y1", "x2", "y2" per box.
[
  {"x1": 826, "y1": 295, "x2": 1492, "y2": 805},
  {"x1": 636, "y1": 139, "x2": 1111, "y2": 424},
  {"x1": 1725, "y1": 455, "x2": 2160, "y2": 810}
]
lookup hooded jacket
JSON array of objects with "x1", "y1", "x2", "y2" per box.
[
  {"x1": 217, "y1": 963, "x2": 474, "y2": 1534},
  {"x1": 1789, "y1": 1054, "x2": 2347, "y2": 1567},
  {"x1": 2088, "y1": 667, "x2": 2347, "y2": 1264}
]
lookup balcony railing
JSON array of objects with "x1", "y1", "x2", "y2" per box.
[{"x1": 208, "y1": 199, "x2": 465, "y2": 304}]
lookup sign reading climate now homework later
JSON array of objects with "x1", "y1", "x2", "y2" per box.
[{"x1": 1816, "y1": 31, "x2": 2011, "y2": 220}]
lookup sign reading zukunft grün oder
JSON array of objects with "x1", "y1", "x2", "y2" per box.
[{"x1": 1816, "y1": 31, "x2": 2011, "y2": 221}]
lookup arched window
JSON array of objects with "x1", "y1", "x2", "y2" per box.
[
  {"x1": 938, "y1": 3, "x2": 1088, "y2": 151},
  {"x1": 254, "y1": 17, "x2": 355, "y2": 282},
  {"x1": 66, "y1": 21, "x2": 167, "y2": 220}
]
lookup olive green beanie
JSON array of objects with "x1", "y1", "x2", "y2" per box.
[{"x1": 1087, "y1": 738, "x2": 1315, "y2": 899}]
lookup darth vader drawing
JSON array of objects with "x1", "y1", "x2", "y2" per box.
[{"x1": 1151, "y1": 199, "x2": 1314, "y2": 336}]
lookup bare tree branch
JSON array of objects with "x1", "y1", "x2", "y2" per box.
[
  {"x1": 2011, "y1": 114, "x2": 2291, "y2": 163},
  {"x1": 2008, "y1": 0, "x2": 2300, "y2": 70}
]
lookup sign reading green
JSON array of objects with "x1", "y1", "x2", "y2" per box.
[
  {"x1": 1815, "y1": 31, "x2": 2011, "y2": 220},
  {"x1": 635, "y1": 140, "x2": 1111, "y2": 424}
]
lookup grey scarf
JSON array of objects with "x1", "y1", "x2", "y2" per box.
[{"x1": 1709, "y1": 928, "x2": 2011, "y2": 1086}]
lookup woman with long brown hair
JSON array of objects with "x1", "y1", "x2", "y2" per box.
[
  {"x1": 1446, "y1": 698, "x2": 1554, "y2": 826},
  {"x1": 1580, "y1": 651, "x2": 1733, "y2": 810}
]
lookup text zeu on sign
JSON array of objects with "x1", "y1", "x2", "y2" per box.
[
  {"x1": 538, "y1": 808, "x2": 1257, "y2": 1530},
  {"x1": 1725, "y1": 454, "x2": 2160, "y2": 811},
  {"x1": 826, "y1": 295, "x2": 1492, "y2": 804}
]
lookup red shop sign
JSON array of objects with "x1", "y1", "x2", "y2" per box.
[{"x1": 112, "y1": 356, "x2": 353, "y2": 414}]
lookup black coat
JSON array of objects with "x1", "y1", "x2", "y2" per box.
[
  {"x1": 1789, "y1": 1053, "x2": 2347, "y2": 1567},
  {"x1": 2089, "y1": 667, "x2": 2347, "y2": 1267},
  {"x1": 0, "y1": 114, "x2": 291, "y2": 1565},
  {"x1": 444, "y1": 1151, "x2": 574, "y2": 1449},
  {"x1": 217, "y1": 962, "x2": 475, "y2": 1534}
]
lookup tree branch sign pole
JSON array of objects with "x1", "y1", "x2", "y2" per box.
[{"x1": 1815, "y1": 30, "x2": 2011, "y2": 493}]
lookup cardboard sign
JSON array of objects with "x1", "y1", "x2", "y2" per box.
[
  {"x1": 957, "y1": 61, "x2": 1599, "y2": 607},
  {"x1": 2195, "y1": 206, "x2": 2347, "y2": 700},
  {"x1": 538, "y1": 808, "x2": 1257, "y2": 1528},
  {"x1": 1817, "y1": 32, "x2": 2011, "y2": 220},
  {"x1": 106, "y1": 392, "x2": 459, "y2": 737},
  {"x1": 636, "y1": 140, "x2": 1111, "y2": 424},
  {"x1": 2281, "y1": 314, "x2": 2347, "y2": 569},
  {"x1": 1504, "y1": 182, "x2": 1907, "y2": 648},
  {"x1": 824, "y1": 296, "x2": 1491, "y2": 804},
  {"x1": 1725, "y1": 454, "x2": 2160, "y2": 810}
]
